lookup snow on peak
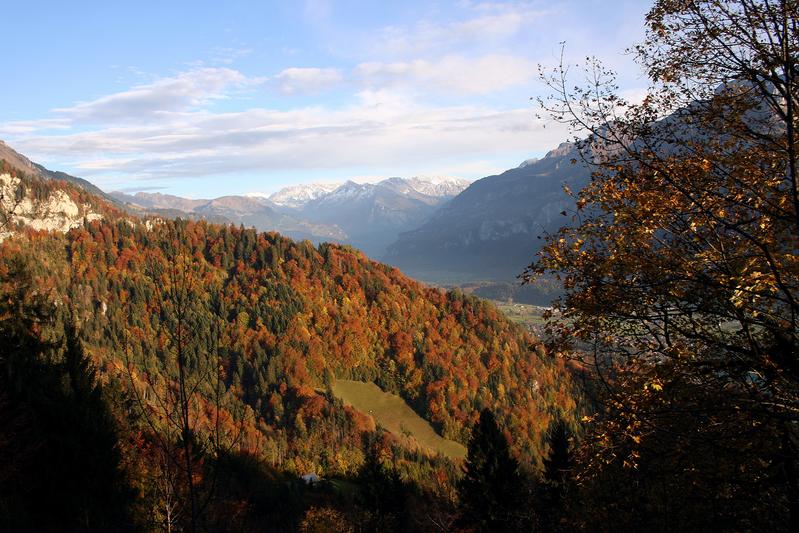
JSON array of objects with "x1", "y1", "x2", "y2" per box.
[
  {"x1": 518, "y1": 158, "x2": 539, "y2": 168},
  {"x1": 321, "y1": 181, "x2": 374, "y2": 203},
  {"x1": 403, "y1": 176, "x2": 471, "y2": 197},
  {"x1": 268, "y1": 182, "x2": 341, "y2": 208},
  {"x1": 263, "y1": 176, "x2": 470, "y2": 209}
]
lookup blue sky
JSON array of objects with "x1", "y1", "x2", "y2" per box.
[{"x1": 0, "y1": 0, "x2": 650, "y2": 197}]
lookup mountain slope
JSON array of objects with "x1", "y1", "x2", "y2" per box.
[
  {"x1": 114, "y1": 176, "x2": 470, "y2": 258},
  {"x1": 111, "y1": 191, "x2": 208, "y2": 212},
  {"x1": 0, "y1": 142, "x2": 579, "y2": 526},
  {"x1": 0, "y1": 140, "x2": 122, "y2": 207},
  {"x1": 384, "y1": 143, "x2": 590, "y2": 283}
]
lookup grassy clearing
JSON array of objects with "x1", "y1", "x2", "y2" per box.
[
  {"x1": 331, "y1": 379, "x2": 467, "y2": 460},
  {"x1": 492, "y1": 300, "x2": 549, "y2": 330}
]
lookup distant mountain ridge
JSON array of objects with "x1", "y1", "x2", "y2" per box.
[
  {"x1": 3, "y1": 136, "x2": 585, "y2": 297},
  {"x1": 402, "y1": 176, "x2": 470, "y2": 197},
  {"x1": 266, "y1": 182, "x2": 341, "y2": 209},
  {"x1": 266, "y1": 176, "x2": 468, "y2": 209},
  {"x1": 113, "y1": 176, "x2": 471, "y2": 257},
  {"x1": 111, "y1": 190, "x2": 346, "y2": 242}
]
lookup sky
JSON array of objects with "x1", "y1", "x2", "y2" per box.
[{"x1": 0, "y1": 0, "x2": 650, "y2": 198}]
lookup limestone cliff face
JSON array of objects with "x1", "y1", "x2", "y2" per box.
[{"x1": 0, "y1": 172, "x2": 102, "y2": 239}]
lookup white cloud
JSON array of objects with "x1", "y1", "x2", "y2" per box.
[
  {"x1": 374, "y1": 6, "x2": 543, "y2": 57},
  {"x1": 423, "y1": 159, "x2": 510, "y2": 178},
  {"x1": 11, "y1": 88, "x2": 568, "y2": 186},
  {"x1": 354, "y1": 89, "x2": 418, "y2": 112},
  {"x1": 0, "y1": 118, "x2": 71, "y2": 136},
  {"x1": 274, "y1": 67, "x2": 344, "y2": 95},
  {"x1": 3, "y1": 0, "x2": 579, "y2": 191},
  {"x1": 54, "y1": 68, "x2": 260, "y2": 124},
  {"x1": 356, "y1": 54, "x2": 536, "y2": 95}
]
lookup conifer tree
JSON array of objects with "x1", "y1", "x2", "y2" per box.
[
  {"x1": 457, "y1": 408, "x2": 527, "y2": 532},
  {"x1": 543, "y1": 421, "x2": 572, "y2": 491},
  {"x1": 357, "y1": 438, "x2": 409, "y2": 532},
  {"x1": 0, "y1": 256, "x2": 134, "y2": 530},
  {"x1": 539, "y1": 420, "x2": 574, "y2": 532}
]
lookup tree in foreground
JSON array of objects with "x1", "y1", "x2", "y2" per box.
[
  {"x1": 457, "y1": 408, "x2": 528, "y2": 532},
  {"x1": 124, "y1": 221, "x2": 237, "y2": 532},
  {"x1": 0, "y1": 253, "x2": 135, "y2": 531},
  {"x1": 538, "y1": 421, "x2": 574, "y2": 532},
  {"x1": 528, "y1": 0, "x2": 799, "y2": 529}
]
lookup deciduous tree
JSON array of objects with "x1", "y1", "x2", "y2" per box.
[{"x1": 529, "y1": 0, "x2": 799, "y2": 528}]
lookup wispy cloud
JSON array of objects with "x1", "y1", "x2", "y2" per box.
[
  {"x1": 356, "y1": 54, "x2": 536, "y2": 95},
  {"x1": 211, "y1": 46, "x2": 253, "y2": 65},
  {"x1": 274, "y1": 67, "x2": 344, "y2": 95},
  {"x1": 54, "y1": 68, "x2": 262, "y2": 124},
  {"x1": 0, "y1": 118, "x2": 72, "y2": 136},
  {"x1": 373, "y1": 5, "x2": 543, "y2": 57},
  {"x1": 1, "y1": 1, "x2": 650, "y2": 193},
  {"x1": 115, "y1": 184, "x2": 170, "y2": 193}
]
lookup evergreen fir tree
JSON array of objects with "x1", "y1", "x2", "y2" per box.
[
  {"x1": 457, "y1": 408, "x2": 527, "y2": 532},
  {"x1": 0, "y1": 259, "x2": 135, "y2": 531},
  {"x1": 539, "y1": 420, "x2": 574, "y2": 532},
  {"x1": 357, "y1": 436, "x2": 408, "y2": 532}
]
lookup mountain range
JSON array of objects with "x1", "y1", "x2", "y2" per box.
[
  {"x1": 109, "y1": 152, "x2": 589, "y2": 294},
  {"x1": 112, "y1": 175, "x2": 471, "y2": 257},
  {"x1": 110, "y1": 190, "x2": 348, "y2": 242},
  {"x1": 265, "y1": 182, "x2": 341, "y2": 209}
]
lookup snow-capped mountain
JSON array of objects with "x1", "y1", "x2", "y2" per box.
[
  {"x1": 403, "y1": 176, "x2": 472, "y2": 198},
  {"x1": 268, "y1": 182, "x2": 341, "y2": 209},
  {"x1": 268, "y1": 176, "x2": 470, "y2": 210},
  {"x1": 292, "y1": 176, "x2": 470, "y2": 257},
  {"x1": 313, "y1": 180, "x2": 374, "y2": 204},
  {"x1": 517, "y1": 158, "x2": 539, "y2": 168}
]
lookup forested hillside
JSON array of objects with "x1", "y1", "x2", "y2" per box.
[{"x1": 65, "y1": 217, "x2": 574, "y2": 453}]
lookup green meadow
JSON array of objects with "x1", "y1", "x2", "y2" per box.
[{"x1": 331, "y1": 379, "x2": 467, "y2": 460}]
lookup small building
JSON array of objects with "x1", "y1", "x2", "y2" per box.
[{"x1": 300, "y1": 473, "x2": 320, "y2": 485}]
